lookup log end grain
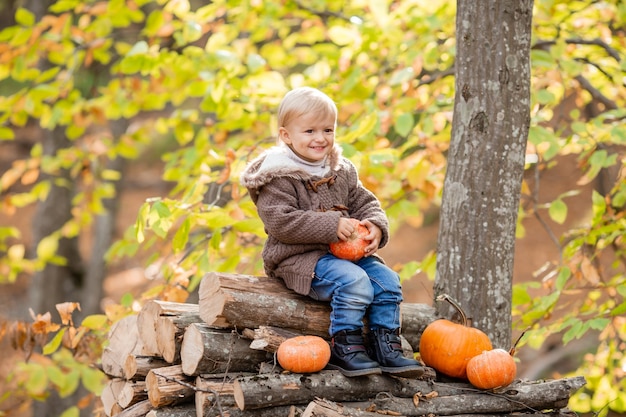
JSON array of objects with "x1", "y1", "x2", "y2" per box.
[{"x1": 180, "y1": 323, "x2": 205, "y2": 376}]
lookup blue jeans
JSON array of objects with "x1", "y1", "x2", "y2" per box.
[{"x1": 308, "y1": 254, "x2": 404, "y2": 336}]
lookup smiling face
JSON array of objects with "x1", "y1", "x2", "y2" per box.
[{"x1": 279, "y1": 111, "x2": 336, "y2": 163}]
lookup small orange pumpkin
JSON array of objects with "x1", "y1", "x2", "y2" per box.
[
  {"x1": 466, "y1": 348, "x2": 517, "y2": 389},
  {"x1": 466, "y1": 328, "x2": 526, "y2": 389},
  {"x1": 329, "y1": 218, "x2": 370, "y2": 262},
  {"x1": 418, "y1": 294, "x2": 493, "y2": 379},
  {"x1": 276, "y1": 335, "x2": 331, "y2": 374}
]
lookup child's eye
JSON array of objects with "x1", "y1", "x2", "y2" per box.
[{"x1": 305, "y1": 129, "x2": 313, "y2": 133}]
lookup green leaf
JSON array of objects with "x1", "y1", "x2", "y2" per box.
[
  {"x1": 0, "y1": 126, "x2": 15, "y2": 140},
  {"x1": 43, "y1": 328, "x2": 67, "y2": 355},
  {"x1": 548, "y1": 198, "x2": 567, "y2": 224},
  {"x1": 37, "y1": 235, "x2": 59, "y2": 260},
  {"x1": 15, "y1": 8, "x2": 35, "y2": 26},
  {"x1": 81, "y1": 366, "x2": 107, "y2": 395},
  {"x1": 172, "y1": 217, "x2": 190, "y2": 252},
  {"x1": 59, "y1": 406, "x2": 79, "y2": 417},
  {"x1": 81, "y1": 314, "x2": 108, "y2": 330},
  {"x1": 24, "y1": 364, "x2": 48, "y2": 396},
  {"x1": 394, "y1": 113, "x2": 414, "y2": 137},
  {"x1": 611, "y1": 301, "x2": 626, "y2": 316}
]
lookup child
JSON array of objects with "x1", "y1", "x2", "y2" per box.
[{"x1": 241, "y1": 87, "x2": 423, "y2": 378}]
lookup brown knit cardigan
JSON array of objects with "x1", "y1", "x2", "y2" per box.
[{"x1": 240, "y1": 144, "x2": 390, "y2": 295}]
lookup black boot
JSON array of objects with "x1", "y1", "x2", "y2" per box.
[
  {"x1": 326, "y1": 330, "x2": 381, "y2": 377},
  {"x1": 368, "y1": 328, "x2": 425, "y2": 378}
]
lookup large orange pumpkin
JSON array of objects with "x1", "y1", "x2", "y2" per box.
[
  {"x1": 418, "y1": 294, "x2": 492, "y2": 379},
  {"x1": 276, "y1": 335, "x2": 331, "y2": 374},
  {"x1": 329, "y1": 218, "x2": 370, "y2": 262},
  {"x1": 466, "y1": 348, "x2": 517, "y2": 389}
]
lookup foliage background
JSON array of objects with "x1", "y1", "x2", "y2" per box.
[{"x1": 0, "y1": 0, "x2": 625, "y2": 416}]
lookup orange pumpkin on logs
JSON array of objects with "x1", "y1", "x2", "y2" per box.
[
  {"x1": 329, "y1": 218, "x2": 370, "y2": 262},
  {"x1": 418, "y1": 294, "x2": 493, "y2": 379},
  {"x1": 466, "y1": 348, "x2": 516, "y2": 389},
  {"x1": 276, "y1": 335, "x2": 331, "y2": 374},
  {"x1": 466, "y1": 329, "x2": 526, "y2": 389}
]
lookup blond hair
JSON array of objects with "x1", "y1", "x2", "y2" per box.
[{"x1": 277, "y1": 87, "x2": 337, "y2": 130}]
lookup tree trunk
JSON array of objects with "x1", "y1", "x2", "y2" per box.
[{"x1": 434, "y1": 0, "x2": 534, "y2": 347}]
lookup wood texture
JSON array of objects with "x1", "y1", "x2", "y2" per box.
[
  {"x1": 198, "y1": 272, "x2": 437, "y2": 350},
  {"x1": 146, "y1": 365, "x2": 195, "y2": 408},
  {"x1": 101, "y1": 315, "x2": 142, "y2": 378},
  {"x1": 137, "y1": 300, "x2": 200, "y2": 357},
  {"x1": 124, "y1": 355, "x2": 169, "y2": 380},
  {"x1": 180, "y1": 323, "x2": 269, "y2": 376}
]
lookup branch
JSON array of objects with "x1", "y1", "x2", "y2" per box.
[{"x1": 574, "y1": 74, "x2": 618, "y2": 111}]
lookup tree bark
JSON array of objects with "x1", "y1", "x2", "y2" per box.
[
  {"x1": 233, "y1": 370, "x2": 439, "y2": 411},
  {"x1": 198, "y1": 272, "x2": 330, "y2": 336},
  {"x1": 243, "y1": 326, "x2": 304, "y2": 352},
  {"x1": 302, "y1": 398, "x2": 581, "y2": 417},
  {"x1": 195, "y1": 376, "x2": 237, "y2": 415},
  {"x1": 233, "y1": 372, "x2": 584, "y2": 414},
  {"x1": 145, "y1": 404, "x2": 197, "y2": 417},
  {"x1": 180, "y1": 323, "x2": 270, "y2": 376},
  {"x1": 358, "y1": 376, "x2": 585, "y2": 416},
  {"x1": 434, "y1": 0, "x2": 534, "y2": 347}
]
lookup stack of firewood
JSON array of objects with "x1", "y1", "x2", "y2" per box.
[{"x1": 100, "y1": 272, "x2": 586, "y2": 417}]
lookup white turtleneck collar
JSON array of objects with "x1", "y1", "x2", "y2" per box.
[{"x1": 283, "y1": 144, "x2": 329, "y2": 177}]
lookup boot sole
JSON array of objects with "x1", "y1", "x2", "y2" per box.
[
  {"x1": 380, "y1": 366, "x2": 425, "y2": 378},
  {"x1": 325, "y1": 363, "x2": 382, "y2": 377}
]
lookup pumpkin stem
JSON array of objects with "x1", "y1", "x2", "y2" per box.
[
  {"x1": 509, "y1": 327, "x2": 529, "y2": 356},
  {"x1": 435, "y1": 294, "x2": 468, "y2": 327}
]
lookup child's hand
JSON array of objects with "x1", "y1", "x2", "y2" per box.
[
  {"x1": 360, "y1": 220, "x2": 382, "y2": 256},
  {"x1": 336, "y1": 217, "x2": 356, "y2": 241}
]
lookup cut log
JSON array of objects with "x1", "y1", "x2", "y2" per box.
[
  {"x1": 114, "y1": 399, "x2": 153, "y2": 417},
  {"x1": 243, "y1": 326, "x2": 301, "y2": 352},
  {"x1": 146, "y1": 364, "x2": 195, "y2": 408},
  {"x1": 137, "y1": 300, "x2": 200, "y2": 357},
  {"x1": 302, "y1": 398, "x2": 385, "y2": 417},
  {"x1": 101, "y1": 378, "x2": 125, "y2": 417},
  {"x1": 233, "y1": 372, "x2": 585, "y2": 413},
  {"x1": 195, "y1": 375, "x2": 237, "y2": 415},
  {"x1": 233, "y1": 370, "x2": 441, "y2": 410},
  {"x1": 198, "y1": 272, "x2": 331, "y2": 336},
  {"x1": 180, "y1": 323, "x2": 269, "y2": 376},
  {"x1": 101, "y1": 315, "x2": 142, "y2": 378},
  {"x1": 198, "y1": 272, "x2": 437, "y2": 346},
  {"x1": 301, "y1": 398, "x2": 580, "y2": 417},
  {"x1": 117, "y1": 380, "x2": 147, "y2": 409},
  {"x1": 145, "y1": 404, "x2": 197, "y2": 417},
  {"x1": 124, "y1": 355, "x2": 170, "y2": 380},
  {"x1": 156, "y1": 308, "x2": 203, "y2": 363},
  {"x1": 354, "y1": 376, "x2": 587, "y2": 416}
]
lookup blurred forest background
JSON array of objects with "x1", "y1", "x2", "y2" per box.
[{"x1": 0, "y1": 0, "x2": 625, "y2": 416}]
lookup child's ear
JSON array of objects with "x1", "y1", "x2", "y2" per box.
[{"x1": 278, "y1": 127, "x2": 291, "y2": 144}]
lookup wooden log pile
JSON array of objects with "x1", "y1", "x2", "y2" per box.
[{"x1": 100, "y1": 272, "x2": 586, "y2": 417}]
